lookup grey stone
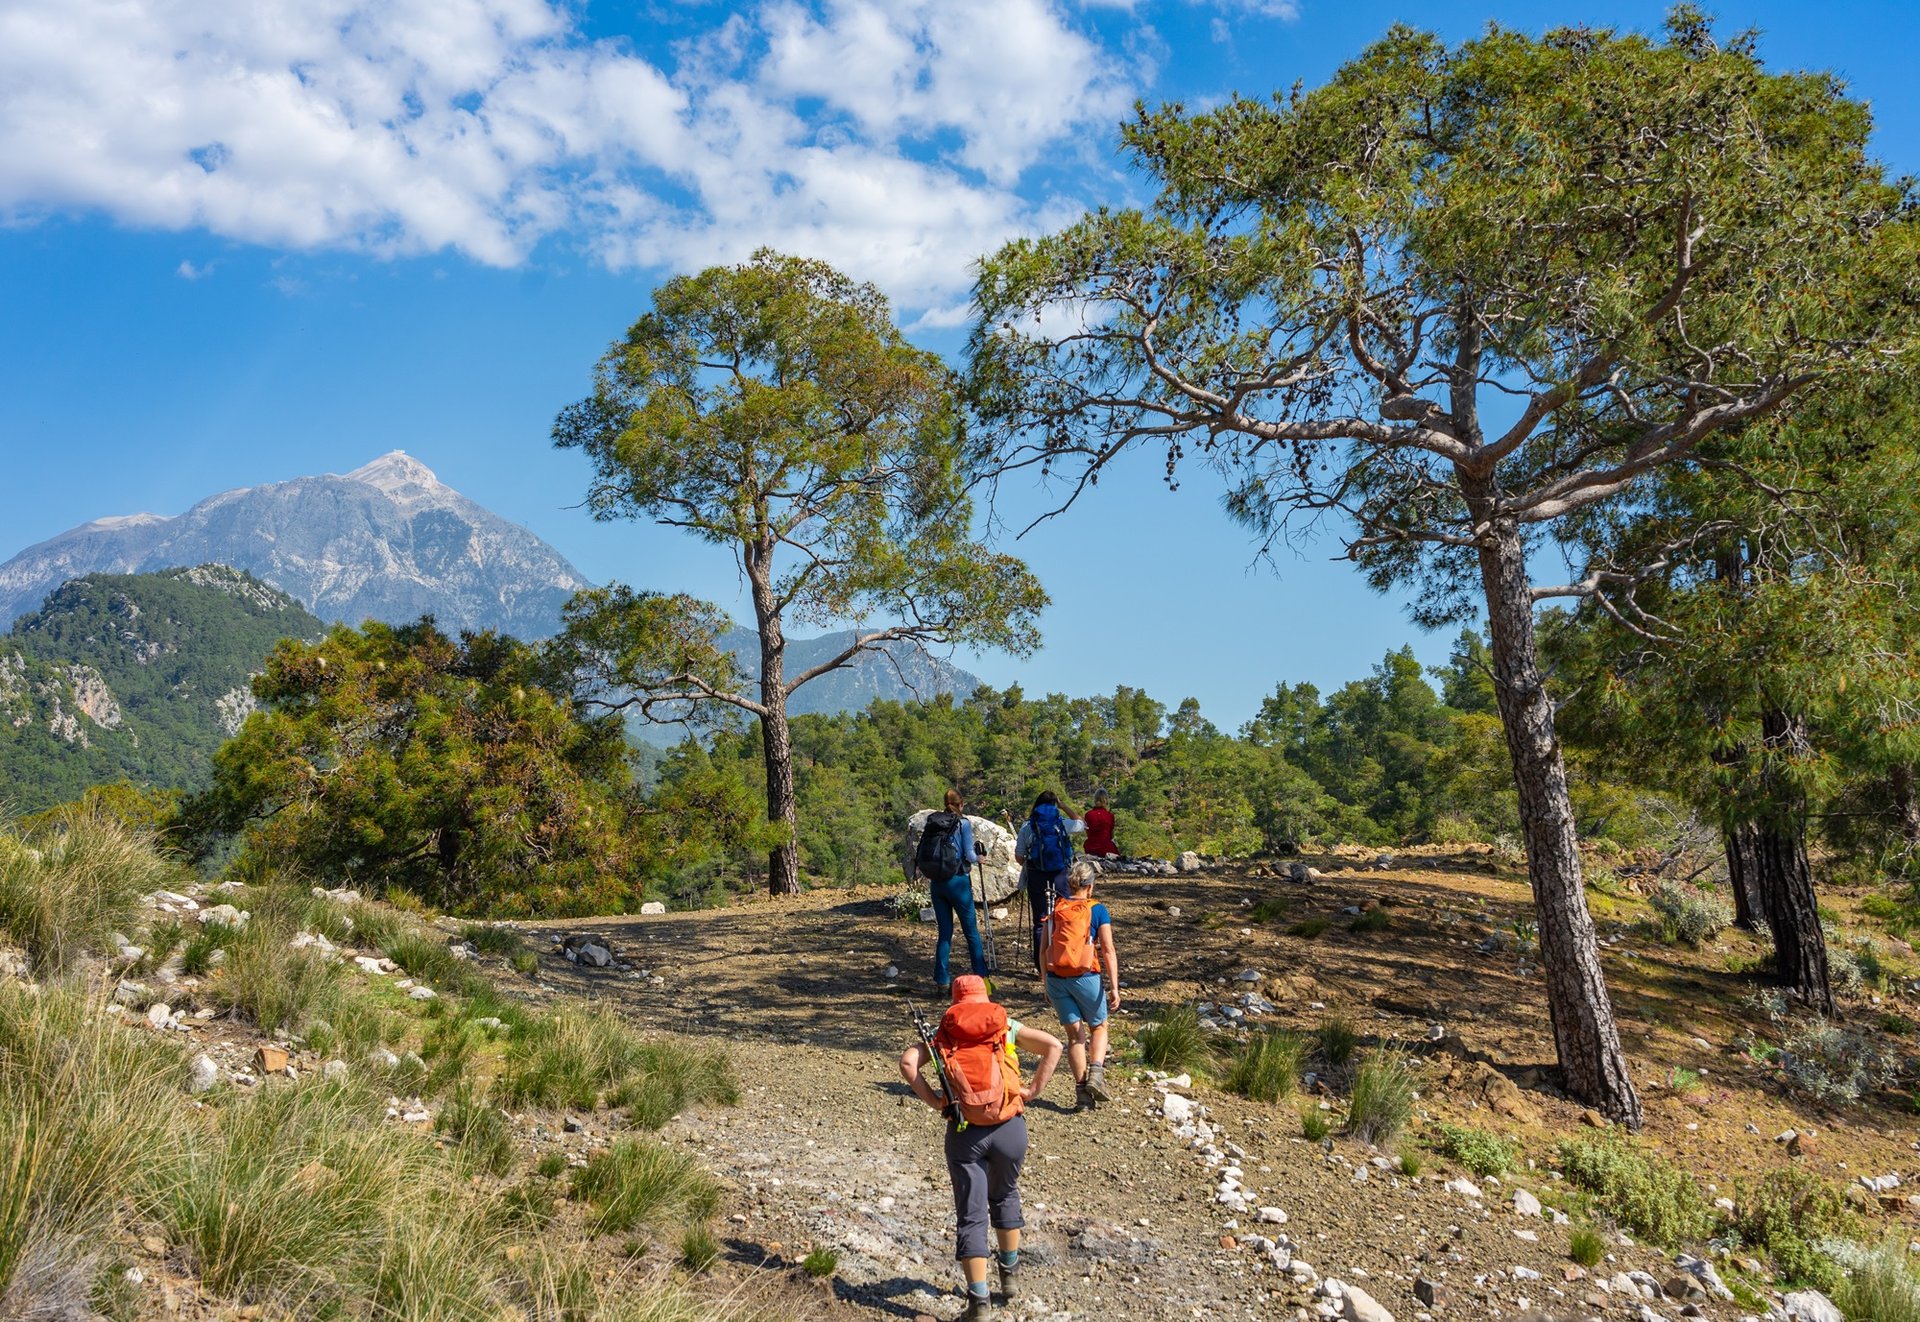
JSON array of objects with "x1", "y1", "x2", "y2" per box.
[{"x1": 187, "y1": 1053, "x2": 219, "y2": 1094}]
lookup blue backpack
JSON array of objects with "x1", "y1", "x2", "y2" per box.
[{"x1": 1030, "y1": 804, "x2": 1073, "y2": 873}]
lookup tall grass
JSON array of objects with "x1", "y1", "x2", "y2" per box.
[
  {"x1": 1317, "y1": 1014, "x2": 1359, "y2": 1069},
  {"x1": 572, "y1": 1140, "x2": 722, "y2": 1234},
  {"x1": 1225, "y1": 1030, "x2": 1305, "y2": 1103},
  {"x1": 0, "y1": 813, "x2": 177, "y2": 975},
  {"x1": 1347, "y1": 1049, "x2": 1416, "y2": 1146},
  {"x1": 499, "y1": 1007, "x2": 736, "y2": 1121},
  {"x1": 1136, "y1": 1003, "x2": 1211, "y2": 1073},
  {"x1": 1837, "y1": 1239, "x2": 1920, "y2": 1322}
]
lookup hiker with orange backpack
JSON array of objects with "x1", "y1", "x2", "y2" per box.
[
  {"x1": 899, "y1": 975, "x2": 1063, "y2": 1320},
  {"x1": 1043, "y1": 861, "x2": 1121, "y2": 1109}
]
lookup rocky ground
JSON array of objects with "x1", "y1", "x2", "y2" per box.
[{"x1": 514, "y1": 846, "x2": 1920, "y2": 1322}]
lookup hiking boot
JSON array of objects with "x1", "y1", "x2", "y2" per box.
[
  {"x1": 960, "y1": 1290, "x2": 994, "y2": 1321},
  {"x1": 1073, "y1": 1080, "x2": 1091, "y2": 1111},
  {"x1": 1085, "y1": 1063, "x2": 1111, "y2": 1104},
  {"x1": 996, "y1": 1255, "x2": 1020, "y2": 1301}
]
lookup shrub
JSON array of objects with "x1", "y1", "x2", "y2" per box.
[
  {"x1": 1300, "y1": 1106, "x2": 1331, "y2": 1141},
  {"x1": 1831, "y1": 938, "x2": 1890, "y2": 997},
  {"x1": 497, "y1": 1179, "x2": 560, "y2": 1229},
  {"x1": 211, "y1": 933, "x2": 341, "y2": 1035},
  {"x1": 572, "y1": 1140, "x2": 721, "y2": 1234},
  {"x1": 0, "y1": 813, "x2": 175, "y2": 975},
  {"x1": 1648, "y1": 880, "x2": 1733, "y2": 947},
  {"x1": 1347, "y1": 1050, "x2": 1416, "y2": 1147},
  {"x1": 1556, "y1": 1136, "x2": 1714, "y2": 1248},
  {"x1": 1425, "y1": 1123, "x2": 1517, "y2": 1177},
  {"x1": 1836, "y1": 1239, "x2": 1920, "y2": 1322},
  {"x1": 1781, "y1": 1016, "x2": 1899, "y2": 1105},
  {"x1": 1137, "y1": 1003, "x2": 1210, "y2": 1074},
  {"x1": 1317, "y1": 1015, "x2": 1359, "y2": 1069},
  {"x1": 511, "y1": 950, "x2": 539, "y2": 977},
  {"x1": 1225, "y1": 1031, "x2": 1305, "y2": 1104},
  {"x1": 1734, "y1": 1169, "x2": 1854, "y2": 1291},
  {"x1": 535, "y1": 1152, "x2": 567, "y2": 1180},
  {"x1": 802, "y1": 1247, "x2": 839, "y2": 1279},
  {"x1": 1669, "y1": 1067, "x2": 1703, "y2": 1093},
  {"x1": 1397, "y1": 1151, "x2": 1423, "y2": 1178},
  {"x1": 1568, "y1": 1227, "x2": 1606, "y2": 1268},
  {"x1": 1249, "y1": 898, "x2": 1293, "y2": 924},
  {"x1": 889, "y1": 885, "x2": 930, "y2": 921},
  {"x1": 1287, "y1": 915, "x2": 1332, "y2": 939},
  {"x1": 382, "y1": 931, "x2": 468, "y2": 992}
]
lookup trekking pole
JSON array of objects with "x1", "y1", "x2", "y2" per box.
[
  {"x1": 907, "y1": 1000, "x2": 965, "y2": 1131},
  {"x1": 974, "y1": 858, "x2": 998, "y2": 976}
]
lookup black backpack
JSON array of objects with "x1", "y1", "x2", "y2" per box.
[{"x1": 916, "y1": 812, "x2": 965, "y2": 883}]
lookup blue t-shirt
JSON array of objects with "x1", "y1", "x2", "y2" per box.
[{"x1": 1089, "y1": 902, "x2": 1110, "y2": 933}]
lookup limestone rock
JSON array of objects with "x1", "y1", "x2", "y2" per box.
[
  {"x1": 902, "y1": 811, "x2": 1019, "y2": 901},
  {"x1": 1780, "y1": 1291, "x2": 1843, "y2": 1322},
  {"x1": 197, "y1": 904, "x2": 249, "y2": 929},
  {"x1": 639, "y1": 901, "x2": 667, "y2": 915},
  {"x1": 1512, "y1": 1188, "x2": 1542, "y2": 1217},
  {"x1": 1339, "y1": 1282, "x2": 1394, "y2": 1322},
  {"x1": 1177, "y1": 850, "x2": 1201, "y2": 873},
  {"x1": 188, "y1": 1053, "x2": 219, "y2": 1094}
]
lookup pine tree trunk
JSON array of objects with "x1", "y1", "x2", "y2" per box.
[
  {"x1": 1723, "y1": 820, "x2": 1766, "y2": 932},
  {"x1": 1757, "y1": 708, "x2": 1832, "y2": 1013},
  {"x1": 1474, "y1": 515, "x2": 1643, "y2": 1127},
  {"x1": 750, "y1": 554, "x2": 801, "y2": 898},
  {"x1": 1892, "y1": 763, "x2": 1920, "y2": 850}
]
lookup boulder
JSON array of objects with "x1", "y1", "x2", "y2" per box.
[
  {"x1": 1339, "y1": 1282, "x2": 1395, "y2": 1322},
  {"x1": 638, "y1": 901, "x2": 667, "y2": 915},
  {"x1": 561, "y1": 935, "x2": 616, "y2": 968},
  {"x1": 1176, "y1": 850, "x2": 1202, "y2": 873},
  {"x1": 1780, "y1": 1291, "x2": 1843, "y2": 1322},
  {"x1": 197, "y1": 904, "x2": 249, "y2": 929},
  {"x1": 902, "y1": 811, "x2": 1020, "y2": 901},
  {"x1": 1512, "y1": 1188, "x2": 1542, "y2": 1217}
]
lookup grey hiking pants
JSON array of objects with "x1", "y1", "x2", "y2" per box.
[{"x1": 944, "y1": 1111, "x2": 1028, "y2": 1260}]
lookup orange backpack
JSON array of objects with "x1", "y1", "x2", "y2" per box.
[
  {"x1": 934, "y1": 1000, "x2": 1025, "y2": 1127},
  {"x1": 1045, "y1": 895, "x2": 1101, "y2": 977}
]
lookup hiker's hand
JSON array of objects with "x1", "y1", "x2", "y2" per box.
[
  {"x1": 1108, "y1": 988, "x2": 1121, "y2": 1011},
  {"x1": 1020, "y1": 1083, "x2": 1045, "y2": 1103},
  {"x1": 975, "y1": 841, "x2": 986, "y2": 858}
]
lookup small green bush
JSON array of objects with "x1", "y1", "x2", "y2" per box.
[
  {"x1": 1137, "y1": 1003, "x2": 1210, "y2": 1074},
  {"x1": 1249, "y1": 898, "x2": 1293, "y2": 924},
  {"x1": 888, "y1": 885, "x2": 930, "y2": 921},
  {"x1": 212, "y1": 936, "x2": 340, "y2": 1035},
  {"x1": 1225, "y1": 1031, "x2": 1304, "y2": 1104},
  {"x1": 1301, "y1": 1106, "x2": 1331, "y2": 1141},
  {"x1": 1287, "y1": 915, "x2": 1332, "y2": 939},
  {"x1": 1349, "y1": 908, "x2": 1391, "y2": 934},
  {"x1": 1648, "y1": 881, "x2": 1732, "y2": 946},
  {"x1": 1568, "y1": 1227, "x2": 1606, "y2": 1268},
  {"x1": 1557, "y1": 1136, "x2": 1714, "y2": 1249},
  {"x1": 511, "y1": 950, "x2": 539, "y2": 977},
  {"x1": 802, "y1": 1247, "x2": 839, "y2": 1279},
  {"x1": 1316, "y1": 1015, "x2": 1359, "y2": 1069},
  {"x1": 1734, "y1": 1169, "x2": 1854, "y2": 1291},
  {"x1": 498, "y1": 1008, "x2": 736, "y2": 1122},
  {"x1": 0, "y1": 813, "x2": 175, "y2": 975},
  {"x1": 572, "y1": 1140, "x2": 720, "y2": 1234},
  {"x1": 1426, "y1": 1123, "x2": 1517, "y2": 1176},
  {"x1": 1836, "y1": 1238, "x2": 1920, "y2": 1322},
  {"x1": 1346, "y1": 1050, "x2": 1415, "y2": 1147},
  {"x1": 435, "y1": 1091, "x2": 515, "y2": 1176},
  {"x1": 496, "y1": 1179, "x2": 559, "y2": 1230},
  {"x1": 382, "y1": 932, "x2": 467, "y2": 992},
  {"x1": 535, "y1": 1152, "x2": 567, "y2": 1180},
  {"x1": 1397, "y1": 1151, "x2": 1423, "y2": 1178}
]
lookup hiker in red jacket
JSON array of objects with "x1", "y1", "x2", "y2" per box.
[
  {"x1": 899, "y1": 976, "x2": 1063, "y2": 1320},
  {"x1": 1083, "y1": 789, "x2": 1118, "y2": 858}
]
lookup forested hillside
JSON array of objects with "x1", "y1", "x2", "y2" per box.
[{"x1": 0, "y1": 566, "x2": 324, "y2": 810}]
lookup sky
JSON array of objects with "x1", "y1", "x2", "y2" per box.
[{"x1": 1, "y1": 0, "x2": 1915, "y2": 730}]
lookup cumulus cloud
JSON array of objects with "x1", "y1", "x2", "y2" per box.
[{"x1": 0, "y1": 0, "x2": 1136, "y2": 310}]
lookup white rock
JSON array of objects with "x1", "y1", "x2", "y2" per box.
[
  {"x1": 884, "y1": 965, "x2": 899, "y2": 979},
  {"x1": 197, "y1": 904, "x2": 248, "y2": 928},
  {"x1": 1674, "y1": 1253, "x2": 1734, "y2": 1301},
  {"x1": 1257, "y1": 1206, "x2": 1288, "y2": 1224},
  {"x1": 1443, "y1": 1179, "x2": 1483, "y2": 1200},
  {"x1": 354, "y1": 955, "x2": 394, "y2": 975},
  {"x1": 188, "y1": 1053, "x2": 219, "y2": 1094},
  {"x1": 1162, "y1": 1092, "x2": 1194, "y2": 1123},
  {"x1": 1338, "y1": 1282, "x2": 1395, "y2": 1322},
  {"x1": 1513, "y1": 1266, "x2": 1541, "y2": 1280},
  {"x1": 369, "y1": 1048, "x2": 401, "y2": 1069},
  {"x1": 639, "y1": 901, "x2": 667, "y2": 915},
  {"x1": 1235, "y1": 968, "x2": 1264, "y2": 983},
  {"x1": 1177, "y1": 850, "x2": 1202, "y2": 873},
  {"x1": 145, "y1": 1002, "x2": 172, "y2": 1029},
  {"x1": 1512, "y1": 1188, "x2": 1542, "y2": 1217},
  {"x1": 408, "y1": 986, "x2": 437, "y2": 1001},
  {"x1": 1780, "y1": 1290, "x2": 1843, "y2": 1322},
  {"x1": 323, "y1": 1059, "x2": 349, "y2": 1080}
]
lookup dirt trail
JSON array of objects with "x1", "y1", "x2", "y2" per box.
[{"x1": 518, "y1": 862, "x2": 1874, "y2": 1320}]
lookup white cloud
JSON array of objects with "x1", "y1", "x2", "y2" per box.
[
  {"x1": 0, "y1": 0, "x2": 1139, "y2": 312},
  {"x1": 1199, "y1": 0, "x2": 1301, "y2": 20},
  {"x1": 176, "y1": 259, "x2": 212, "y2": 279}
]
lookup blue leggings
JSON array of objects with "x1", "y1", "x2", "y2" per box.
[{"x1": 931, "y1": 871, "x2": 987, "y2": 985}]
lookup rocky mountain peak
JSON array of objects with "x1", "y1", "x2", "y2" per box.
[{"x1": 342, "y1": 451, "x2": 446, "y2": 507}]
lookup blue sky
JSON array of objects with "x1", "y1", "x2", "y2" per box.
[{"x1": 1, "y1": 0, "x2": 1914, "y2": 730}]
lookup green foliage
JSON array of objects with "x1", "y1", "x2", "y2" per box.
[
  {"x1": 1225, "y1": 1031, "x2": 1304, "y2": 1104},
  {"x1": 572, "y1": 1140, "x2": 721, "y2": 1234},
  {"x1": 1300, "y1": 1106, "x2": 1331, "y2": 1141},
  {"x1": 498, "y1": 1007, "x2": 737, "y2": 1120},
  {"x1": 1136, "y1": 1003, "x2": 1210, "y2": 1073},
  {"x1": 186, "y1": 619, "x2": 645, "y2": 916},
  {"x1": 459, "y1": 923, "x2": 522, "y2": 957},
  {"x1": 1836, "y1": 1239, "x2": 1920, "y2": 1322},
  {"x1": 0, "y1": 810, "x2": 177, "y2": 975},
  {"x1": 678, "y1": 1225, "x2": 721, "y2": 1274},
  {"x1": 1648, "y1": 881, "x2": 1733, "y2": 947},
  {"x1": 889, "y1": 885, "x2": 931, "y2": 921},
  {"x1": 1557, "y1": 1137, "x2": 1714, "y2": 1248},
  {"x1": 1396, "y1": 1151, "x2": 1422, "y2": 1178},
  {"x1": 1350, "y1": 908, "x2": 1392, "y2": 934},
  {"x1": 1426, "y1": 1123, "x2": 1518, "y2": 1177},
  {"x1": 1347, "y1": 1050, "x2": 1416, "y2": 1147},
  {"x1": 1734, "y1": 1169, "x2": 1855, "y2": 1291},
  {"x1": 1316, "y1": 1015, "x2": 1359, "y2": 1069},
  {"x1": 802, "y1": 1247, "x2": 839, "y2": 1279},
  {"x1": 0, "y1": 568, "x2": 325, "y2": 814},
  {"x1": 1288, "y1": 914, "x2": 1332, "y2": 938},
  {"x1": 1568, "y1": 1227, "x2": 1607, "y2": 1268},
  {"x1": 435, "y1": 1092, "x2": 516, "y2": 1177}
]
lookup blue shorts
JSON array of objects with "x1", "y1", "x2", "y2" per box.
[{"x1": 1045, "y1": 971, "x2": 1108, "y2": 1027}]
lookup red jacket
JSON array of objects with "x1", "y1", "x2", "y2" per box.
[{"x1": 1084, "y1": 805, "x2": 1117, "y2": 857}]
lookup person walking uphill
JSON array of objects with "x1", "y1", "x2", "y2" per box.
[
  {"x1": 1014, "y1": 791, "x2": 1084, "y2": 975},
  {"x1": 900, "y1": 977, "x2": 1063, "y2": 1319},
  {"x1": 918, "y1": 791, "x2": 990, "y2": 989},
  {"x1": 1084, "y1": 789, "x2": 1119, "y2": 858},
  {"x1": 1044, "y1": 861, "x2": 1121, "y2": 1109}
]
